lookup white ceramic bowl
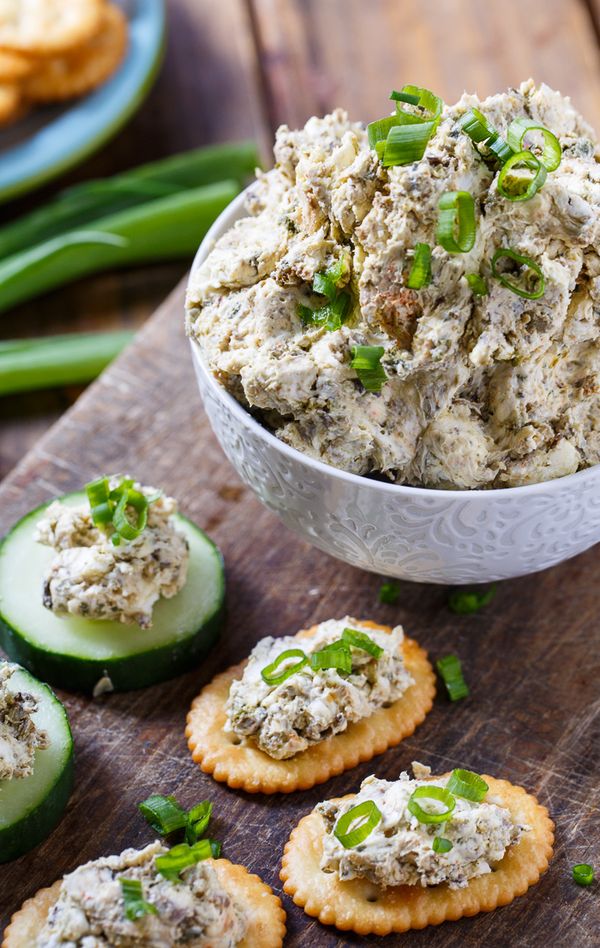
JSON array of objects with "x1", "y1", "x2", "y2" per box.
[{"x1": 188, "y1": 190, "x2": 600, "y2": 584}]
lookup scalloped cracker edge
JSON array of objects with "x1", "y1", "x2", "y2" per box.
[
  {"x1": 2, "y1": 859, "x2": 286, "y2": 948},
  {"x1": 280, "y1": 775, "x2": 554, "y2": 936},
  {"x1": 186, "y1": 620, "x2": 435, "y2": 794}
]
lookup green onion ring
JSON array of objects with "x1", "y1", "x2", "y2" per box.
[
  {"x1": 491, "y1": 247, "x2": 545, "y2": 300},
  {"x1": 341, "y1": 628, "x2": 384, "y2": 659},
  {"x1": 407, "y1": 785, "x2": 456, "y2": 824},
  {"x1": 572, "y1": 863, "x2": 595, "y2": 886},
  {"x1": 458, "y1": 107, "x2": 494, "y2": 143},
  {"x1": 465, "y1": 273, "x2": 488, "y2": 296},
  {"x1": 407, "y1": 242, "x2": 432, "y2": 289},
  {"x1": 486, "y1": 132, "x2": 514, "y2": 165},
  {"x1": 446, "y1": 769, "x2": 489, "y2": 802},
  {"x1": 112, "y1": 488, "x2": 149, "y2": 541},
  {"x1": 458, "y1": 108, "x2": 514, "y2": 164},
  {"x1": 119, "y1": 878, "x2": 158, "y2": 920},
  {"x1": 381, "y1": 120, "x2": 438, "y2": 166},
  {"x1": 507, "y1": 117, "x2": 562, "y2": 171},
  {"x1": 334, "y1": 800, "x2": 382, "y2": 848},
  {"x1": 497, "y1": 150, "x2": 547, "y2": 202},
  {"x1": 436, "y1": 191, "x2": 476, "y2": 254},
  {"x1": 390, "y1": 89, "x2": 421, "y2": 106},
  {"x1": 436, "y1": 654, "x2": 469, "y2": 701},
  {"x1": 350, "y1": 344, "x2": 387, "y2": 393},
  {"x1": 155, "y1": 840, "x2": 212, "y2": 881},
  {"x1": 139, "y1": 794, "x2": 188, "y2": 836},
  {"x1": 261, "y1": 648, "x2": 308, "y2": 686},
  {"x1": 310, "y1": 641, "x2": 353, "y2": 674},
  {"x1": 432, "y1": 836, "x2": 453, "y2": 853},
  {"x1": 395, "y1": 85, "x2": 443, "y2": 122}
]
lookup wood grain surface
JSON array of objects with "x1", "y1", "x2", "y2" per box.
[{"x1": 1, "y1": 1, "x2": 600, "y2": 945}]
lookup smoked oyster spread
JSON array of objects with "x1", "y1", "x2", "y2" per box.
[{"x1": 186, "y1": 80, "x2": 600, "y2": 489}]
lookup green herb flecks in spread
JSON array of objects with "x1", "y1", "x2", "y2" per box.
[
  {"x1": 187, "y1": 80, "x2": 600, "y2": 489},
  {"x1": 0, "y1": 662, "x2": 49, "y2": 781},
  {"x1": 36, "y1": 841, "x2": 247, "y2": 948},
  {"x1": 317, "y1": 762, "x2": 527, "y2": 889},
  {"x1": 34, "y1": 478, "x2": 190, "y2": 629},
  {"x1": 225, "y1": 617, "x2": 413, "y2": 760}
]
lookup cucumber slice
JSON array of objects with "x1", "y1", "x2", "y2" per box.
[
  {"x1": 0, "y1": 664, "x2": 73, "y2": 863},
  {"x1": 0, "y1": 493, "x2": 225, "y2": 693}
]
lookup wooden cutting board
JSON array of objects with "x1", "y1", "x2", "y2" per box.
[
  {"x1": 2, "y1": 0, "x2": 600, "y2": 943},
  {"x1": 0, "y1": 279, "x2": 598, "y2": 946}
]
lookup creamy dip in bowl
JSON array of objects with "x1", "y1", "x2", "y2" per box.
[{"x1": 186, "y1": 82, "x2": 600, "y2": 582}]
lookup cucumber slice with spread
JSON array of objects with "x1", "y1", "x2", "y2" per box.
[
  {"x1": 0, "y1": 664, "x2": 73, "y2": 863},
  {"x1": 0, "y1": 493, "x2": 225, "y2": 693}
]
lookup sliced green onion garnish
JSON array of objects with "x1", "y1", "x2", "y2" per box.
[
  {"x1": 119, "y1": 878, "x2": 158, "y2": 920},
  {"x1": 209, "y1": 839, "x2": 222, "y2": 858},
  {"x1": 380, "y1": 120, "x2": 438, "y2": 167},
  {"x1": 486, "y1": 132, "x2": 514, "y2": 165},
  {"x1": 458, "y1": 108, "x2": 513, "y2": 164},
  {"x1": 86, "y1": 476, "x2": 110, "y2": 510},
  {"x1": 342, "y1": 627, "x2": 384, "y2": 659},
  {"x1": 310, "y1": 641, "x2": 353, "y2": 674},
  {"x1": 350, "y1": 344, "x2": 387, "y2": 393},
  {"x1": 436, "y1": 191, "x2": 476, "y2": 254},
  {"x1": 112, "y1": 488, "x2": 149, "y2": 541},
  {"x1": 186, "y1": 800, "x2": 212, "y2": 844},
  {"x1": 368, "y1": 115, "x2": 402, "y2": 149},
  {"x1": 465, "y1": 273, "x2": 488, "y2": 296},
  {"x1": 436, "y1": 654, "x2": 469, "y2": 702},
  {"x1": 313, "y1": 258, "x2": 347, "y2": 301},
  {"x1": 139, "y1": 794, "x2": 188, "y2": 836},
  {"x1": 572, "y1": 863, "x2": 595, "y2": 886},
  {"x1": 334, "y1": 800, "x2": 382, "y2": 848},
  {"x1": 394, "y1": 85, "x2": 443, "y2": 122},
  {"x1": 492, "y1": 248, "x2": 545, "y2": 300},
  {"x1": 446, "y1": 769, "x2": 489, "y2": 802},
  {"x1": 390, "y1": 89, "x2": 421, "y2": 106},
  {"x1": 299, "y1": 258, "x2": 351, "y2": 332},
  {"x1": 408, "y1": 785, "x2": 456, "y2": 824},
  {"x1": 458, "y1": 107, "x2": 493, "y2": 143},
  {"x1": 261, "y1": 648, "x2": 308, "y2": 686},
  {"x1": 407, "y1": 242, "x2": 432, "y2": 289},
  {"x1": 507, "y1": 118, "x2": 562, "y2": 171},
  {"x1": 369, "y1": 86, "x2": 442, "y2": 166},
  {"x1": 379, "y1": 581, "x2": 401, "y2": 604},
  {"x1": 432, "y1": 836, "x2": 453, "y2": 853},
  {"x1": 497, "y1": 150, "x2": 547, "y2": 202},
  {"x1": 155, "y1": 840, "x2": 213, "y2": 881},
  {"x1": 448, "y1": 583, "x2": 496, "y2": 614}
]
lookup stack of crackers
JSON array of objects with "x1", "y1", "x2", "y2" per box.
[{"x1": 0, "y1": 0, "x2": 128, "y2": 128}]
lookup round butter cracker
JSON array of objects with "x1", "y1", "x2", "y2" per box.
[
  {"x1": 280, "y1": 775, "x2": 554, "y2": 936},
  {"x1": 23, "y1": 4, "x2": 128, "y2": 103},
  {"x1": 0, "y1": 79, "x2": 22, "y2": 125},
  {"x1": 186, "y1": 620, "x2": 436, "y2": 794},
  {"x1": 0, "y1": 0, "x2": 104, "y2": 56},
  {"x1": 0, "y1": 48, "x2": 33, "y2": 80},
  {"x1": 2, "y1": 860, "x2": 286, "y2": 948}
]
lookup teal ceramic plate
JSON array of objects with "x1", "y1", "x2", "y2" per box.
[{"x1": 0, "y1": 0, "x2": 166, "y2": 204}]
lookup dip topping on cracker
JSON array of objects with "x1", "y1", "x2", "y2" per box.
[
  {"x1": 225, "y1": 617, "x2": 414, "y2": 759},
  {"x1": 35, "y1": 841, "x2": 248, "y2": 947},
  {"x1": 317, "y1": 762, "x2": 528, "y2": 890}
]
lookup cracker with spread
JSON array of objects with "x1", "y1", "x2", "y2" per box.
[
  {"x1": 280, "y1": 763, "x2": 554, "y2": 936},
  {"x1": 186, "y1": 618, "x2": 435, "y2": 793},
  {"x1": 2, "y1": 845, "x2": 286, "y2": 948}
]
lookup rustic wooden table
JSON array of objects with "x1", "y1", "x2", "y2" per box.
[{"x1": 1, "y1": 1, "x2": 599, "y2": 945}]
